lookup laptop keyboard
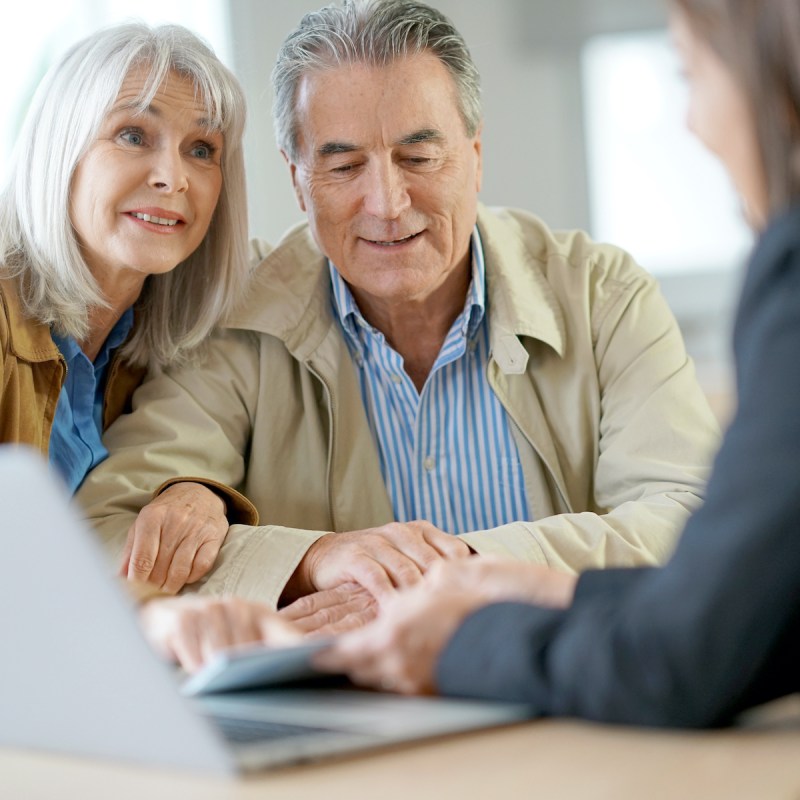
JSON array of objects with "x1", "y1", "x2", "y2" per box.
[{"x1": 214, "y1": 715, "x2": 335, "y2": 744}]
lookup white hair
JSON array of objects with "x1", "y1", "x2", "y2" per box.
[
  {"x1": 272, "y1": 0, "x2": 482, "y2": 162},
  {"x1": 0, "y1": 23, "x2": 249, "y2": 367}
]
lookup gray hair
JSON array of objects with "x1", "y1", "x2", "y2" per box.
[
  {"x1": 272, "y1": 0, "x2": 482, "y2": 161},
  {"x1": 0, "y1": 23, "x2": 249, "y2": 367}
]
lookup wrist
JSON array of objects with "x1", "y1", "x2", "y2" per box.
[{"x1": 279, "y1": 534, "x2": 331, "y2": 605}]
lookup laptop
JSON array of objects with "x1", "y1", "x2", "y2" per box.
[{"x1": 0, "y1": 447, "x2": 531, "y2": 774}]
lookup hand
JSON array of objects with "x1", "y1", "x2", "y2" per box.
[
  {"x1": 138, "y1": 595, "x2": 302, "y2": 673},
  {"x1": 314, "y1": 582, "x2": 483, "y2": 695},
  {"x1": 282, "y1": 521, "x2": 471, "y2": 604},
  {"x1": 313, "y1": 558, "x2": 577, "y2": 694},
  {"x1": 120, "y1": 482, "x2": 229, "y2": 594},
  {"x1": 279, "y1": 583, "x2": 378, "y2": 637},
  {"x1": 424, "y1": 557, "x2": 577, "y2": 609}
]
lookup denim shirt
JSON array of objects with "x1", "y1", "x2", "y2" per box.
[{"x1": 49, "y1": 308, "x2": 134, "y2": 493}]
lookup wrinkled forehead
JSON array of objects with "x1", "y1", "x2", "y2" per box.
[{"x1": 113, "y1": 61, "x2": 226, "y2": 132}]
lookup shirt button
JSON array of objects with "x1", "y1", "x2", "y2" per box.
[
  {"x1": 423, "y1": 456, "x2": 435, "y2": 472},
  {"x1": 390, "y1": 374, "x2": 403, "y2": 385}
]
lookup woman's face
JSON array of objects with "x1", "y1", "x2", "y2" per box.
[
  {"x1": 670, "y1": 9, "x2": 768, "y2": 229},
  {"x1": 69, "y1": 68, "x2": 224, "y2": 293}
]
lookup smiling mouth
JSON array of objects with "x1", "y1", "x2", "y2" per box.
[
  {"x1": 129, "y1": 212, "x2": 180, "y2": 227},
  {"x1": 365, "y1": 232, "x2": 421, "y2": 247}
]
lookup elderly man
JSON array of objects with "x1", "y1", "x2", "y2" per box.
[{"x1": 79, "y1": 0, "x2": 718, "y2": 610}]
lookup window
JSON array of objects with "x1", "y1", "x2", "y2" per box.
[
  {"x1": 582, "y1": 30, "x2": 752, "y2": 276},
  {"x1": 1, "y1": 0, "x2": 230, "y2": 187}
]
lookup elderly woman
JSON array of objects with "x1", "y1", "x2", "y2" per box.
[{"x1": 0, "y1": 23, "x2": 252, "y2": 585}]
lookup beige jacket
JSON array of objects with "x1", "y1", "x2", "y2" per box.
[{"x1": 79, "y1": 206, "x2": 720, "y2": 607}]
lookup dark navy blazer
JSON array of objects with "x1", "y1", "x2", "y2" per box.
[{"x1": 437, "y1": 205, "x2": 800, "y2": 727}]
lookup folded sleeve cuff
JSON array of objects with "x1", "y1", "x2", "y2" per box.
[{"x1": 153, "y1": 477, "x2": 259, "y2": 526}]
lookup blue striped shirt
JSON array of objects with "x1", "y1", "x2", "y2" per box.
[{"x1": 329, "y1": 229, "x2": 531, "y2": 533}]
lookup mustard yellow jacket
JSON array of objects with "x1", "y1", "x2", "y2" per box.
[
  {"x1": 0, "y1": 277, "x2": 144, "y2": 454},
  {"x1": 79, "y1": 206, "x2": 720, "y2": 606}
]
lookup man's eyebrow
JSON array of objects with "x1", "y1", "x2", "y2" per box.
[
  {"x1": 316, "y1": 129, "x2": 443, "y2": 157},
  {"x1": 318, "y1": 141, "x2": 359, "y2": 157},
  {"x1": 398, "y1": 128, "x2": 443, "y2": 146}
]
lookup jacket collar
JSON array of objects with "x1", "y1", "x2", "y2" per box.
[
  {"x1": 230, "y1": 204, "x2": 567, "y2": 366},
  {"x1": 477, "y1": 204, "x2": 565, "y2": 359},
  {"x1": 0, "y1": 277, "x2": 62, "y2": 364}
]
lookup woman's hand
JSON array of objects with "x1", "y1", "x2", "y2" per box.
[{"x1": 120, "y1": 482, "x2": 229, "y2": 593}]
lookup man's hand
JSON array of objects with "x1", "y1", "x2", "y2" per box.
[
  {"x1": 314, "y1": 582, "x2": 483, "y2": 695},
  {"x1": 279, "y1": 583, "x2": 378, "y2": 637},
  {"x1": 139, "y1": 595, "x2": 302, "y2": 673},
  {"x1": 120, "y1": 482, "x2": 229, "y2": 594},
  {"x1": 282, "y1": 521, "x2": 471, "y2": 604}
]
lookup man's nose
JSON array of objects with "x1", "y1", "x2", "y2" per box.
[{"x1": 361, "y1": 160, "x2": 410, "y2": 220}]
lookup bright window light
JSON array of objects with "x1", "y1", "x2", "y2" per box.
[
  {"x1": 582, "y1": 30, "x2": 752, "y2": 275},
  {"x1": 1, "y1": 1, "x2": 230, "y2": 187}
]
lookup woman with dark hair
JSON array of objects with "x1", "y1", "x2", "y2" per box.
[{"x1": 316, "y1": 0, "x2": 800, "y2": 727}]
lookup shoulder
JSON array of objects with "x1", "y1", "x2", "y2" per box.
[
  {"x1": 478, "y1": 205, "x2": 658, "y2": 334},
  {"x1": 225, "y1": 225, "x2": 330, "y2": 339},
  {"x1": 479, "y1": 205, "x2": 652, "y2": 289},
  {"x1": 0, "y1": 275, "x2": 62, "y2": 363}
]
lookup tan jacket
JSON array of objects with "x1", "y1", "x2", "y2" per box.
[
  {"x1": 0, "y1": 277, "x2": 145, "y2": 452},
  {"x1": 79, "y1": 206, "x2": 720, "y2": 607}
]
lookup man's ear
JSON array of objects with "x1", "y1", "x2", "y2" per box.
[
  {"x1": 281, "y1": 149, "x2": 307, "y2": 212},
  {"x1": 472, "y1": 122, "x2": 483, "y2": 193}
]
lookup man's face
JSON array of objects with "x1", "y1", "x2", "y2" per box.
[{"x1": 286, "y1": 51, "x2": 483, "y2": 310}]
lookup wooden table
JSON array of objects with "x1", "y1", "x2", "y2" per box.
[{"x1": 4, "y1": 696, "x2": 799, "y2": 800}]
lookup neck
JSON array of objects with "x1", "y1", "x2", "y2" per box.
[
  {"x1": 79, "y1": 271, "x2": 143, "y2": 362},
  {"x1": 352, "y1": 261, "x2": 471, "y2": 393}
]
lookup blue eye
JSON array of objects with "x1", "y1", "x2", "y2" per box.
[
  {"x1": 191, "y1": 142, "x2": 216, "y2": 160},
  {"x1": 120, "y1": 129, "x2": 145, "y2": 146}
]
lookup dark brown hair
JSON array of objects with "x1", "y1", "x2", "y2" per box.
[{"x1": 670, "y1": 0, "x2": 800, "y2": 216}]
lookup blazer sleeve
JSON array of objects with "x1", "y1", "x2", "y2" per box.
[{"x1": 437, "y1": 218, "x2": 800, "y2": 727}]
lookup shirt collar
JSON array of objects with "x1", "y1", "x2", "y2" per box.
[
  {"x1": 328, "y1": 226, "x2": 487, "y2": 351},
  {"x1": 51, "y1": 306, "x2": 134, "y2": 370}
]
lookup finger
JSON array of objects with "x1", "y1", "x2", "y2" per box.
[
  {"x1": 221, "y1": 599, "x2": 262, "y2": 648},
  {"x1": 161, "y1": 538, "x2": 202, "y2": 595},
  {"x1": 197, "y1": 603, "x2": 235, "y2": 667},
  {"x1": 379, "y1": 525, "x2": 446, "y2": 572},
  {"x1": 369, "y1": 547, "x2": 426, "y2": 590},
  {"x1": 118, "y1": 524, "x2": 136, "y2": 577},
  {"x1": 185, "y1": 537, "x2": 223, "y2": 586},
  {"x1": 288, "y1": 593, "x2": 374, "y2": 635},
  {"x1": 311, "y1": 605, "x2": 377, "y2": 637},
  {"x1": 126, "y1": 524, "x2": 162, "y2": 585},
  {"x1": 418, "y1": 523, "x2": 471, "y2": 560},
  {"x1": 347, "y1": 556, "x2": 407, "y2": 602},
  {"x1": 279, "y1": 584, "x2": 357, "y2": 622},
  {"x1": 168, "y1": 613, "x2": 205, "y2": 673},
  {"x1": 257, "y1": 615, "x2": 305, "y2": 647}
]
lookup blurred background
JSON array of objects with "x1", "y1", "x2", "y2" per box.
[{"x1": 3, "y1": 0, "x2": 746, "y2": 420}]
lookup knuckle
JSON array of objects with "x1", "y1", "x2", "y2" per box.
[
  {"x1": 192, "y1": 553, "x2": 216, "y2": 574},
  {"x1": 129, "y1": 556, "x2": 155, "y2": 574}
]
